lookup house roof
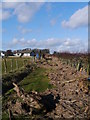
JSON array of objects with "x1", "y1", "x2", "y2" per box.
[
  {"x1": 13, "y1": 50, "x2": 32, "y2": 54},
  {"x1": 13, "y1": 49, "x2": 50, "y2": 54}
]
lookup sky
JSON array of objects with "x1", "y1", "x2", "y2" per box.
[
  {"x1": 0, "y1": 1, "x2": 88, "y2": 53},
  {"x1": 1, "y1": 0, "x2": 90, "y2": 2}
]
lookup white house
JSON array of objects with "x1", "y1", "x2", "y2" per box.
[
  {"x1": 13, "y1": 50, "x2": 31, "y2": 57},
  {"x1": 23, "y1": 53, "x2": 31, "y2": 57},
  {"x1": 0, "y1": 51, "x2": 5, "y2": 57}
]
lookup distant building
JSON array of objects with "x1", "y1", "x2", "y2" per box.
[
  {"x1": 14, "y1": 52, "x2": 22, "y2": 57},
  {"x1": 32, "y1": 49, "x2": 50, "y2": 55},
  {"x1": 0, "y1": 51, "x2": 5, "y2": 57},
  {"x1": 41, "y1": 49, "x2": 50, "y2": 54},
  {"x1": 13, "y1": 49, "x2": 32, "y2": 57},
  {"x1": 9, "y1": 48, "x2": 50, "y2": 57},
  {"x1": 5, "y1": 50, "x2": 13, "y2": 56}
]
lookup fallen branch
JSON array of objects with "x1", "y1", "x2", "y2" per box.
[
  {"x1": 61, "y1": 79, "x2": 77, "y2": 86},
  {"x1": 61, "y1": 76, "x2": 87, "y2": 85},
  {"x1": 13, "y1": 83, "x2": 20, "y2": 97}
]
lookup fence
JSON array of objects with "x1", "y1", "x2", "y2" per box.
[
  {"x1": 59, "y1": 57, "x2": 89, "y2": 75},
  {"x1": 2, "y1": 57, "x2": 31, "y2": 74}
]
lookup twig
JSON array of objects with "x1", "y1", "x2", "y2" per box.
[{"x1": 8, "y1": 109, "x2": 12, "y2": 120}]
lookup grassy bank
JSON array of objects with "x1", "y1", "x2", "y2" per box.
[
  {"x1": 2, "y1": 64, "x2": 35, "y2": 94},
  {"x1": 19, "y1": 67, "x2": 53, "y2": 93}
]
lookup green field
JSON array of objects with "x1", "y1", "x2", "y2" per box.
[{"x1": 2, "y1": 57, "x2": 33, "y2": 74}]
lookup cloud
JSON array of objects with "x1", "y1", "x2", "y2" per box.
[
  {"x1": 0, "y1": 28, "x2": 7, "y2": 33},
  {"x1": 2, "y1": 2, "x2": 19, "y2": 9},
  {"x1": 62, "y1": 6, "x2": 88, "y2": 29},
  {"x1": 50, "y1": 18, "x2": 57, "y2": 26},
  {"x1": 58, "y1": 38, "x2": 88, "y2": 53},
  {"x1": 46, "y1": 3, "x2": 52, "y2": 12},
  {"x1": 12, "y1": 38, "x2": 19, "y2": 44},
  {"x1": 0, "y1": 10, "x2": 11, "y2": 20},
  {"x1": 8, "y1": 37, "x2": 87, "y2": 53},
  {"x1": 0, "y1": 2, "x2": 17, "y2": 21},
  {"x1": 1, "y1": 2, "x2": 44, "y2": 23},
  {"x1": 50, "y1": 14, "x2": 61, "y2": 26},
  {"x1": 13, "y1": 2, "x2": 44, "y2": 23},
  {"x1": 18, "y1": 26, "x2": 32, "y2": 34}
]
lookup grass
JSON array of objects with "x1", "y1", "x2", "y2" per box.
[
  {"x1": 2, "y1": 113, "x2": 9, "y2": 120},
  {"x1": 2, "y1": 57, "x2": 31, "y2": 74},
  {"x1": 5, "y1": 88, "x2": 14, "y2": 96},
  {"x1": 2, "y1": 113, "x2": 38, "y2": 120},
  {"x1": 19, "y1": 67, "x2": 53, "y2": 93}
]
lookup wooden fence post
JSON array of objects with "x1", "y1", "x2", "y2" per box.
[
  {"x1": 87, "y1": 64, "x2": 90, "y2": 76},
  {"x1": 16, "y1": 59, "x2": 18, "y2": 69},
  {"x1": 11, "y1": 59, "x2": 13, "y2": 71},
  {"x1": 4, "y1": 58, "x2": 7, "y2": 73},
  {"x1": 23, "y1": 59, "x2": 25, "y2": 67}
]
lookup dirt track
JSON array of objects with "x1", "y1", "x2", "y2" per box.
[{"x1": 39, "y1": 57, "x2": 90, "y2": 119}]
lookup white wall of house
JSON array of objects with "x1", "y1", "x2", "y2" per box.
[
  {"x1": 14, "y1": 53, "x2": 31, "y2": 57},
  {"x1": 1, "y1": 52, "x2": 5, "y2": 57},
  {"x1": 23, "y1": 53, "x2": 30, "y2": 57}
]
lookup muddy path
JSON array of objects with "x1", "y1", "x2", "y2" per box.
[{"x1": 38, "y1": 56, "x2": 90, "y2": 119}]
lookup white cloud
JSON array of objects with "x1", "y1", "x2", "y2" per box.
[
  {"x1": 1, "y1": 2, "x2": 44, "y2": 22},
  {"x1": 14, "y1": 2, "x2": 44, "y2": 23},
  {"x1": 46, "y1": 3, "x2": 52, "y2": 12},
  {"x1": 50, "y1": 18, "x2": 57, "y2": 26},
  {"x1": 50, "y1": 14, "x2": 61, "y2": 26},
  {"x1": 62, "y1": 6, "x2": 88, "y2": 29},
  {"x1": 0, "y1": 10, "x2": 11, "y2": 20},
  {"x1": 58, "y1": 38, "x2": 87, "y2": 53},
  {"x1": 2, "y1": 2, "x2": 19, "y2": 9},
  {"x1": 9, "y1": 37, "x2": 87, "y2": 53},
  {"x1": 18, "y1": 26, "x2": 32, "y2": 34},
  {"x1": 12, "y1": 38, "x2": 19, "y2": 44}
]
